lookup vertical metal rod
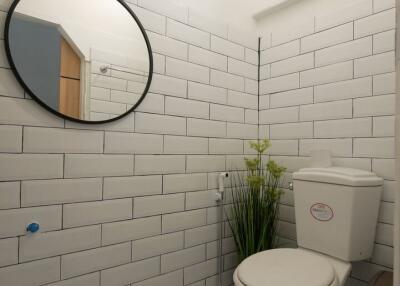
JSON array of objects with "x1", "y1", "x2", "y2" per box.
[
  {"x1": 218, "y1": 193, "x2": 224, "y2": 286},
  {"x1": 216, "y1": 172, "x2": 228, "y2": 286}
]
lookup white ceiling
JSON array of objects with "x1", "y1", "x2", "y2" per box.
[
  {"x1": 173, "y1": 0, "x2": 356, "y2": 34},
  {"x1": 174, "y1": 0, "x2": 290, "y2": 30}
]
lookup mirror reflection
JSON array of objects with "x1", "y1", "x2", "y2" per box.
[{"x1": 7, "y1": 0, "x2": 152, "y2": 122}]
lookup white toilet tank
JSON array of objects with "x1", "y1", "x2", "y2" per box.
[{"x1": 292, "y1": 167, "x2": 383, "y2": 262}]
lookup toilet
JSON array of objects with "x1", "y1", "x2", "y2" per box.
[{"x1": 233, "y1": 167, "x2": 383, "y2": 286}]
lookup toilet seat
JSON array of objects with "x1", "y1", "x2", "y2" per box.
[{"x1": 234, "y1": 248, "x2": 339, "y2": 286}]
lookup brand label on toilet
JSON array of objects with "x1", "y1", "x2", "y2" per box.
[{"x1": 310, "y1": 203, "x2": 334, "y2": 221}]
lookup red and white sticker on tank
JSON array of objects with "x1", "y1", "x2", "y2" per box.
[{"x1": 310, "y1": 203, "x2": 334, "y2": 222}]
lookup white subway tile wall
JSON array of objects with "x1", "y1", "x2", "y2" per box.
[
  {"x1": 0, "y1": 1, "x2": 258, "y2": 285},
  {"x1": 259, "y1": 1, "x2": 395, "y2": 285},
  {"x1": 0, "y1": 0, "x2": 396, "y2": 285}
]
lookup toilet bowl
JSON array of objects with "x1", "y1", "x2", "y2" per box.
[
  {"x1": 233, "y1": 248, "x2": 351, "y2": 286},
  {"x1": 232, "y1": 167, "x2": 383, "y2": 286}
]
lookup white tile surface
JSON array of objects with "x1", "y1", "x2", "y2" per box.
[
  {"x1": 187, "y1": 118, "x2": 226, "y2": 138},
  {"x1": 135, "y1": 113, "x2": 186, "y2": 135},
  {"x1": 102, "y1": 216, "x2": 161, "y2": 246},
  {"x1": 373, "y1": 0, "x2": 395, "y2": 12},
  {"x1": 0, "y1": 182, "x2": 19, "y2": 210},
  {"x1": 0, "y1": 205, "x2": 61, "y2": 239},
  {"x1": 300, "y1": 100, "x2": 352, "y2": 121},
  {"x1": 150, "y1": 74, "x2": 187, "y2": 98},
  {"x1": 164, "y1": 136, "x2": 208, "y2": 154},
  {"x1": 138, "y1": 0, "x2": 188, "y2": 22},
  {"x1": 271, "y1": 53, "x2": 314, "y2": 77},
  {"x1": 373, "y1": 116, "x2": 394, "y2": 137},
  {"x1": 186, "y1": 155, "x2": 226, "y2": 173},
  {"x1": 314, "y1": 77, "x2": 372, "y2": 102},
  {"x1": 259, "y1": 107, "x2": 299, "y2": 124},
  {"x1": 188, "y1": 10, "x2": 227, "y2": 38},
  {"x1": 354, "y1": 9, "x2": 395, "y2": 38},
  {"x1": 166, "y1": 57, "x2": 209, "y2": 84},
  {"x1": 314, "y1": 118, "x2": 372, "y2": 138},
  {"x1": 210, "y1": 70, "x2": 244, "y2": 92},
  {"x1": 19, "y1": 226, "x2": 101, "y2": 262},
  {"x1": 210, "y1": 104, "x2": 244, "y2": 123},
  {"x1": 186, "y1": 190, "x2": 218, "y2": 210},
  {"x1": 301, "y1": 23, "x2": 353, "y2": 53},
  {"x1": 103, "y1": 175, "x2": 162, "y2": 199},
  {"x1": 270, "y1": 122, "x2": 313, "y2": 140},
  {"x1": 300, "y1": 139, "x2": 353, "y2": 157},
  {"x1": 260, "y1": 73, "x2": 299, "y2": 94},
  {"x1": 209, "y1": 138, "x2": 243, "y2": 155},
  {"x1": 300, "y1": 61, "x2": 353, "y2": 87},
  {"x1": 184, "y1": 258, "x2": 218, "y2": 285},
  {"x1": 167, "y1": 19, "x2": 209, "y2": 49},
  {"x1": 354, "y1": 94, "x2": 395, "y2": 117},
  {"x1": 132, "y1": 232, "x2": 184, "y2": 261},
  {"x1": 131, "y1": 270, "x2": 183, "y2": 286},
  {"x1": 270, "y1": 88, "x2": 313, "y2": 108},
  {"x1": 133, "y1": 194, "x2": 184, "y2": 217},
  {"x1": 61, "y1": 242, "x2": 131, "y2": 279},
  {"x1": 227, "y1": 123, "x2": 258, "y2": 139},
  {"x1": 227, "y1": 91, "x2": 258, "y2": 109},
  {"x1": 147, "y1": 32, "x2": 188, "y2": 61},
  {"x1": 0, "y1": 257, "x2": 60, "y2": 286},
  {"x1": 21, "y1": 178, "x2": 102, "y2": 207},
  {"x1": 23, "y1": 127, "x2": 103, "y2": 154},
  {"x1": 135, "y1": 155, "x2": 185, "y2": 175},
  {"x1": 261, "y1": 40, "x2": 299, "y2": 64},
  {"x1": 373, "y1": 30, "x2": 395, "y2": 54},
  {"x1": 315, "y1": 0, "x2": 372, "y2": 31},
  {"x1": 354, "y1": 52, "x2": 395, "y2": 77},
  {"x1": 0, "y1": 97, "x2": 63, "y2": 127},
  {"x1": 315, "y1": 37, "x2": 372, "y2": 67},
  {"x1": 105, "y1": 132, "x2": 163, "y2": 154},
  {"x1": 373, "y1": 72, "x2": 395, "y2": 95},
  {"x1": 0, "y1": 68, "x2": 24, "y2": 98},
  {"x1": 162, "y1": 209, "x2": 206, "y2": 233},
  {"x1": 189, "y1": 46, "x2": 227, "y2": 71},
  {"x1": 63, "y1": 199, "x2": 132, "y2": 228},
  {"x1": 161, "y1": 245, "x2": 205, "y2": 273},
  {"x1": 163, "y1": 173, "x2": 207, "y2": 194},
  {"x1": 354, "y1": 138, "x2": 395, "y2": 158},
  {"x1": 228, "y1": 58, "x2": 258, "y2": 80},
  {"x1": 0, "y1": 154, "x2": 63, "y2": 181},
  {"x1": 165, "y1": 97, "x2": 209, "y2": 119},
  {"x1": 0, "y1": 125, "x2": 22, "y2": 153},
  {"x1": 100, "y1": 257, "x2": 160, "y2": 286},
  {"x1": 64, "y1": 154, "x2": 134, "y2": 178},
  {"x1": 211, "y1": 36, "x2": 244, "y2": 60},
  {"x1": 271, "y1": 19, "x2": 314, "y2": 46},
  {"x1": 0, "y1": 238, "x2": 17, "y2": 267},
  {"x1": 129, "y1": 4, "x2": 166, "y2": 34},
  {"x1": 188, "y1": 82, "x2": 227, "y2": 104}
]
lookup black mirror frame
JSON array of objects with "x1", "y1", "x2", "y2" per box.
[{"x1": 4, "y1": 0, "x2": 153, "y2": 124}]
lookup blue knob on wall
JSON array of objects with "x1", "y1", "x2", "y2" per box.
[{"x1": 26, "y1": 222, "x2": 40, "y2": 233}]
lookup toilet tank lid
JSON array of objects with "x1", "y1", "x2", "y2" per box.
[{"x1": 293, "y1": 167, "x2": 383, "y2": 187}]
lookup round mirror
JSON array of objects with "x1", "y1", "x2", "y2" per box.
[{"x1": 5, "y1": 0, "x2": 153, "y2": 123}]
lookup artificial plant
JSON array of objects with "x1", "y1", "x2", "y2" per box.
[{"x1": 228, "y1": 139, "x2": 286, "y2": 262}]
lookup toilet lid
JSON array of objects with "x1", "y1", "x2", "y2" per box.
[{"x1": 236, "y1": 248, "x2": 336, "y2": 286}]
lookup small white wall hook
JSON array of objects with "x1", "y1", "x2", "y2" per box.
[
  {"x1": 216, "y1": 172, "x2": 229, "y2": 202},
  {"x1": 218, "y1": 172, "x2": 229, "y2": 194}
]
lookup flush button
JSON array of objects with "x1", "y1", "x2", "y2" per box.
[{"x1": 26, "y1": 222, "x2": 40, "y2": 233}]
